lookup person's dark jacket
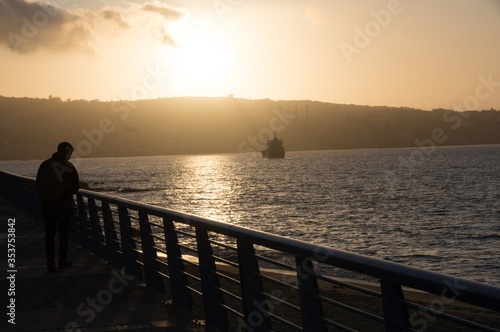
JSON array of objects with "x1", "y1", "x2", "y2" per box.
[{"x1": 36, "y1": 152, "x2": 80, "y2": 202}]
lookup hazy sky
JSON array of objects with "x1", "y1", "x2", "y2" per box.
[{"x1": 1, "y1": 0, "x2": 499, "y2": 110}]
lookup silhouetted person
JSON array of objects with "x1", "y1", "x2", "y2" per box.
[{"x1": 36, "y1": 142, "x2": 79, "y2": 272}]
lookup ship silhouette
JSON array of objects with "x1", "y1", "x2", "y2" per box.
[{"x1": 261, "y1": 133, "x2": 285, "y2": 158}]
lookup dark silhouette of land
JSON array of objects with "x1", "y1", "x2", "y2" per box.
[{"x1": 1, "y1": 95, "x2": 499, "y2": 160}]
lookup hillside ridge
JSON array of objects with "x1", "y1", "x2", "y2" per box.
[{"x1": 1, "y1": 96, "x2": 499, "y2": 160}]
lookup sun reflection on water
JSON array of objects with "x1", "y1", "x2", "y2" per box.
[{"x1": 170, "y1": 154, "x2": 241, "y2": 223}]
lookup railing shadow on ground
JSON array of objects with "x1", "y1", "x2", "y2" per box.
[{"x1": 1, "y1": 170, "x2": 499, "y2": 332}]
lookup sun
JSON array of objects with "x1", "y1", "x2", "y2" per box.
[
  {"x1": 173, "y1": 25, "x2": 235, "y2": 93},
  {"x1": 178, "y1": 39, "x2": 231, "y2": 81}
]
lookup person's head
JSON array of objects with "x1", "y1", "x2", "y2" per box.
[{"x1": 57, "y1": 142, "x2": 74, "y2": 161}]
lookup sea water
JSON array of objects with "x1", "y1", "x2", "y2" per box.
[{"x1": 2, "y1": 145, "x2": 499, "y2": 285}]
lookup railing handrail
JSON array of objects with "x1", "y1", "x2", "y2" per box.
[
  {"x1": 1, "y1": 170, "x2": 499, "y2": 331},
  {"x1": 75, "y1": 182, "x2": 500, "y2": 313}
]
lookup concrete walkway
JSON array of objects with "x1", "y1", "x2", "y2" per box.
[{"x1": 0, "y1": 198, "x2": 203, "y2": 332}]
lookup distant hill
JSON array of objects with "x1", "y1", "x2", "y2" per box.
[{"x1": 1, "y1": 96, "x2": 499, "y2": 160}]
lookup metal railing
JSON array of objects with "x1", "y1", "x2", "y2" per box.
[{"x1": 1, "y1": 170, "x2": 499, "y2": 331}]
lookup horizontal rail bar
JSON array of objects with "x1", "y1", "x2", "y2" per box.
[
  {"x1": 255, "y1": 272, "x2": 299, "y2": 292},
  {"x1": 314, "y1": 292, "x2": 384, "y2": 323},
  {"x1": 314, "y1": 273, "x2": 382, "y2": 298},
  {"x1": 267, "y1": 311, "x2": 302, "y2": 330},
  {"x1": 260, "y1": 290, "x2": 301, "y2": 312},
  {"x1": 207, "y1": 239, "x2": 237, "y2": 251},
  {"x1": 214, "y1": 271, "x2": 241, "y2": 285},
  {"x1": 402, "y1": 300, "x2": 500, "y2": 332},
  {"x1": 253, "y1": 253, "x2": 297, "y2": 271},
  {"x1": 320, "y1": 315, "x2": 358, "y2": 332}
]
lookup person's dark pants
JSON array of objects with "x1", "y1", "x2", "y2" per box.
[{"x1": 41, "y1": 200, "x2": 73, "y2": 266}]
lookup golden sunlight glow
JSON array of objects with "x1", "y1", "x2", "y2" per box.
[
  {"x1": 176, "y1": 155, "x2": 236, "y2": 223},
  {"x1": 173, "y1": 22, "x2": 235, "y2": 92},
  {"x1": 1, "y1": 1, "x2": 499, "y2": 109}
]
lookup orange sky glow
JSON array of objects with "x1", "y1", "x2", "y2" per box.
[{"x1": 1, "y1": 0, "x2": 499, "y2": 110}]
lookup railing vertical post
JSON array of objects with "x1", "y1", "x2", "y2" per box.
[
  {"x1": 118, "y1": 206, "x2": 142, "y2": 280},
  {"x1": 163, "y1": 217, "x2": 192, "y2": 311},
  {"x1": 87, "y1": 197, "x2": 106, "y2": 259},
  {"x1": 296, "y1": 256, "x2": 327, "y2": 332},
  {"x1": 75, "y1": 194, "x2": 94, "y2": 251},
  {"x1": 69, "y1": 198, "x2": 79, "y2": 243},
  {"x1": 138, "y1": 211, "x2": 164, "y2": 292},
  {"x1": 101, "y1": 201, "x2": 122, "y2": 268},
  {"x1": 237, "y1": 239, "x2": 272, "y2": 332},
  {"x1": 195, "y1": 228, "x2": 228, "y2": 331},
  {"x1": 380, "y1": 279, "x2": 411, "y2": 332}
]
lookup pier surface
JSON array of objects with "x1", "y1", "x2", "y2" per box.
[{"x1": 0, "y1": 198, "x2": 200, "y2": 332}]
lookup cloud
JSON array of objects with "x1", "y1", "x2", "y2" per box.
[
  {"x1": 142, "y1": 3, "x2": 188, "y2": 21},
  {"x1": 100, "y1": 8, "x2": 130, "y2": 30},
  {"x1": 0, "y1": 0, "x2": 188, "y2": 54},
  {"x1": 139, "y1": 3, "x2": 189, "y2": 46},
  {"x1": 305, "y1": 7, "x2": 328, "y2": 26},
  {"x1": 0, "y1": 0, "x2": 94, "y2": 53}
]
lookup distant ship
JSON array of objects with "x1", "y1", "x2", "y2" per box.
[{"x1": 262, "y1": 133, "x2": 285, "y2": 158}]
